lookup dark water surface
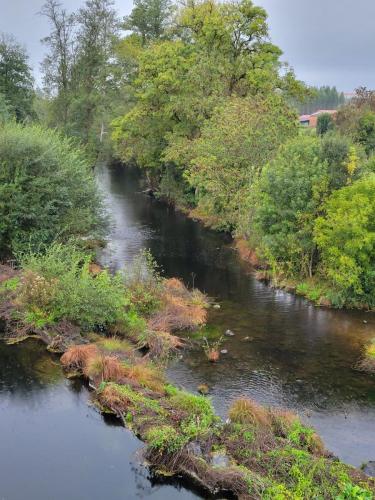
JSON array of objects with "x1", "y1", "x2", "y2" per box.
[
  {"x1": 1, "y1": 163, "x2": 374, "y2": 500},
  {"x1": 97, "y1": 164, "x2": 375, "y2": 468},
  {"x1": 0, "y1": 339, "x2": 199, "y2": 500}
]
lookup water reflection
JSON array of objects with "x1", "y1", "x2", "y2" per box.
[
  {"x1": 97, "y1": 163, "x2": 375, "y2": 467},
  {"x1": 0, "y1": 339, "x2": 200, "y2": 499}
]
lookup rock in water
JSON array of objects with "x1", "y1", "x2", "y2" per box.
[
  {"x1": 197, "y1": 384, "x2": 209, "y2": 395},
  {"x1": 225, "y1": 329, "x2": 234, "y2": 336},
  {"x1": 363, "y1": 461, "x2": 375, "y2": 477}
]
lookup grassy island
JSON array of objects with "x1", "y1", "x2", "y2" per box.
[{"x1": 0, "y1": 245, "x2": 373, "y2": 499}]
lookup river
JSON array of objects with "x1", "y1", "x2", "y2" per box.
[{"x1": 0, "y1": 163, "x2": 374, "y2": 500}]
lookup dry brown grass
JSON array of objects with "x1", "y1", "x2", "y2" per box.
[
  {"x1": 83, "y1": 354, "x2": 126, "y2": 383},
  {"x1": 60, "y1": 344, "x2": 99, "y2": 371},
  {"x1": 229, "y1": 398, "x2": 271, "y2": 427},
  {"x1": 308, "y1": 432, "x2": 326, "y2": 456},
  {"x1": 146, "y1": 330, "x2": 185, "y2": 359},
  {"x1": 123, "y1": 362, "x2": 165, "y2": 393},
  {"x1": 149, "y1": 279, "x2": 208, "y2": 333},
  {"x1": 98, "y1": 383, "x2": 130, "y2": 414}
]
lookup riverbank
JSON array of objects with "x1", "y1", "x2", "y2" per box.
[
  {"x1": 174, "y1": 198, "x2": 374, "y2": 312},
  {"x1": 1, "y1": 249, "x2": 374, "y2": 498}
]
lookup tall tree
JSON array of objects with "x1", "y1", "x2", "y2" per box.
[
  {"x1": 123, "y1": 0, "x2": 174, "y2": 45},
  {"x1": 0, "y1": 34, "x2": 34, "y2": 121},
  {"x1": 40, "y1": 0, "x2": 76, "y2": 129},
  {"x1": 70, "y1": 0, "x2": 120, "y2": 146}
]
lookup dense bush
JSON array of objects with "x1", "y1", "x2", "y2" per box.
[
  {"x1": 19, "y1": 244, "x2": 128, "y2": 329},
  {"x1": 252, "y1": 136, "x2": 328, "y2": 277},
  {"x1": 314, "y1": 175, "x2": 375, "y2": 307},
  {"x1": 0, "y1": 122, "x2": 104, "y2": 257}
]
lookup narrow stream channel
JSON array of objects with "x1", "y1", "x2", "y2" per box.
[
  {"x1": 97, "y1": 163, "x2": 375, "y2": 468},
  {"x1": 1, "y1": 162, "x2": 374, "y2": 500}
]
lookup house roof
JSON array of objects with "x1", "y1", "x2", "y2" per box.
[
  {"x1": 310, "y1": 109, "x2": 337, "y2": 116},
  {"x1": 299, "y1": 114, "x2": 311, "y2": 121}
]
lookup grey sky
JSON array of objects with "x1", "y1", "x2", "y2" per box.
[{"x1": 0, "y1": 0, "x2": 374, "y2": 91}]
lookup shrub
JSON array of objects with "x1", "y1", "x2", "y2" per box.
[
  {"x1": 180, "y1": 95, "x2": 298, "y2": 231},
  {"x1": 317, "y1": 113, "x2": 334, "y2": 136},
  {"x1": 0, "y1": 122, "x2": 104, "y2": 257},
  {"x1": 19, "y1": 244, "x2": 129, "y2": 329},
  {"x1": 146, "y1": 425, "x2": 187, "y2": 453},
  {"x1": 123, "y1": 250, "x2": 163, "y2": 315},
  {"x1": 314, "y1": 175, "x2": 375, "y2": 307}
]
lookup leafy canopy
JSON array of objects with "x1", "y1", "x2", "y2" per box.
[{"x1": 0, "y1": 122, "x2": 105, "y2": 257}]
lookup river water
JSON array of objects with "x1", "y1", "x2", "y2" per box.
[
  {"x1": 96, "y1": 164, "x2": 375, "y2": 468},
  {"x1": 1, "y1": 163, "x2": 374, "y2": 500}
]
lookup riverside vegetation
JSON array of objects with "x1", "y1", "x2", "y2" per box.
[
  {"x1": 1, "y1": 245, "x2": 374, "y2": 498},
  {"x1": 0, "y1": 124, "x2": 372, "y2": 496},
  {"x1": 0, "y1": 0, "x2": 375, "y2": 497}
]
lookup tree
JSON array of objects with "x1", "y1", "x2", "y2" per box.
[
  {"x1": 253, "y1": 136, "x2": 329, "y2": 277},
  {"x1": 69, "y1": 0, "x2": 120, "y2": 148},
  {"x1": 123, "y1": 0, "x2": 174, "y2": 44},
  {"x1": 40, "y1": 0, "x2": 122, "y2": 152},
  {"x1": 314, "y1": 175, "x2": 375, "y2": 307},
  {"x1": 317, "y1": 113, "x2": 334, "y2": 136},
  {"x1": 0, "y1": 122, "x2": 105, "y2": 258},
  {"x1": 176, "y1": 95, "x2": 298, "y2": 230},
  {"x1": 112, "y1": 0, "x2": 306, "y2": 179},
  {"x1": 356, "y1": 111, "x2": 375, "y2": 155},
  {"x1": 295, "y1": 86, "x2": 345, "y2": 115},
  {"x1": 0, "y1": 92, "x2": 10, "y2": 123},
  {"x1": 0, "y1": 34, "x2": 34, "y2": 121},
  {"x1": 40, "y1": 0, "x2": 76, "y2": 129}
]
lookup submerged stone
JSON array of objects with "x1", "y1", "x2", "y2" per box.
[{"x1": 363, "y1": 461, "x2": 375, "y2": 477}]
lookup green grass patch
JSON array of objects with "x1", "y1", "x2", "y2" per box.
[{"x1": 146, "y1": 425, "x2": 188, "y2": 453}]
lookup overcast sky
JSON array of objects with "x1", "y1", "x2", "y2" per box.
[{"x1": 0, "y1": 0, "x2": 374, "y2": 91}]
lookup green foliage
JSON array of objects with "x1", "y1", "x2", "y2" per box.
[
  {"x1": 253, "y1": 136, "x2": 328, "y2": 277},
  {"x1": 169, "y1": 390, "x2": 214, "y2": 420},
  {"x1": 294, "y1": 85, "x2": 345, "y2": 115},
  {"x1": 19, "y1": 244, "x2": 129, "y2": 330},
  {"x1": 0, "y1": 276, "x2": 20, "y2": 293},
  {"x1": 336, "y1": 483, "x2": 373, "y2": 500},
  {"x1": 0, "y1": 122, "x2": 104, "y2": 257},
  {"x1": 112, "y1": 0, "x2": 305, "y2": 179},
  {"x1": 357, "y1": 111, "x2": 375, "y2": 155},
  {"x1": 314, "y1": 175, "x2": 375, "y2": 307},
  {"x1": 123, "y1": 249, "x2": 163, "y2": 315},
  {"x1": 123, "y1": 0, "x2": 174, "y2": 44},
  {"x1": 261, "y1": 447, "x2": 364, "y2": 499},
  {"x1": 146, "y1": 425, "x2": 187, "y2": 453},
  {"x1": 41, "y1": 0, "x2": 123, "y2": 153},
  {"x1": 180, "y1": 95, "x2": 298, "y2": 230},
  {"x1": 0, "y1": 92, "x2": 11, "y2": 123},
  {"x1": 317, "y1": 112, "x2": 335, "y2": 136},
  {"x1": 0, "y1": 34, "x2": 34, "y2": 121}
]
